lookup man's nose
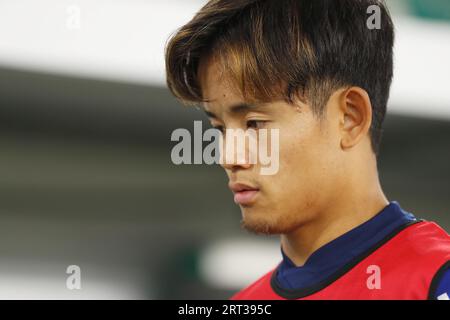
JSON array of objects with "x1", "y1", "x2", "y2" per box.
[{"x1": 219, "y1": 133, "x2": 254, "y2": 171}]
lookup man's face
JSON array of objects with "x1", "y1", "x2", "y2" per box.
[{"x1": 200, "y1": 59, "x2": 345, "y2": 235}]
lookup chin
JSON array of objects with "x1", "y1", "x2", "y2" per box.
[{"x1": 240, "y1": 209, "x2": 297, "y2": 235}]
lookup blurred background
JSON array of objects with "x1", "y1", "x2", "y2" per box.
[{"x1": 0, "y1": 0, "x2": 449, "y2": 299}]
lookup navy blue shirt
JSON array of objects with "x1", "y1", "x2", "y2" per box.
[{"x1": 275, "y1": 201, "x2": 450, "y2": 299}]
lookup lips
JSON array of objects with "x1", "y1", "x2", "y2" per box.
[{"x1": 228, "y1": 182, "x2": 260, "y2": 205}]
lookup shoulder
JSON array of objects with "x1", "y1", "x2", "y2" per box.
[
  {"x1": 395, "y1": 220, "x2": 450, "y2": 298},
  {"x1": 398, "y1": 221, "x2": 450, "y2": 255},
  {"x1": 389, "y1": 221, "x2": 450, "y2": 276}
]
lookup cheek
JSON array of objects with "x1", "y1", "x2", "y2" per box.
[{"x1": 274, "y1": 123, "x2": 334, "y2": 196}]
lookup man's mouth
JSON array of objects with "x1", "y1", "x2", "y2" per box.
[{"x1": 228, "y1": 182, "x2": 260, "y2": 205}]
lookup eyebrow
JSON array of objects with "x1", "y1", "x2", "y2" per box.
[{"x1": 203, "y1": 103, "x2": 259, "y2": 119}]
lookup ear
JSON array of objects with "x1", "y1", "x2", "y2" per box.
[{"x1": 339, "y1": 87, "x2": 373, "y2": 150}]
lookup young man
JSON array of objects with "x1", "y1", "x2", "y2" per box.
[{"x1": 164, "y1": 0, "x2": 450, "y2": 299}]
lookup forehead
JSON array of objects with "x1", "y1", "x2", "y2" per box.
[{"x1": 198, "y1": 55, "x2": 244, "y2": 108}]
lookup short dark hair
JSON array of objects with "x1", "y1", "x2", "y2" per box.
[{"x1": 165, "y1": 0, "x2": 395, "y2": 155}]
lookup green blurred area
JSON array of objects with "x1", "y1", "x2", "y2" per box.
[
  {"x1": 399, "y1": 0, "x2": 450, "y2": 22},
  {"x1": 410, "y1": 0, "x2": 450, "y2": 21}
]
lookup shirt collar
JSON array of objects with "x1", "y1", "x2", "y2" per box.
[{"x1": 277, "y1": 201, "x2": 417, "y2": 290}]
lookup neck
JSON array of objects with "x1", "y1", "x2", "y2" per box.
[{"x1": 280, "y1": 161, "x2": 388, "y2": 267}]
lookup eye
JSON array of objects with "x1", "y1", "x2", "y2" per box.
[{"x1": 246, "y1": 120, "x2": 266, "y2": 130}]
